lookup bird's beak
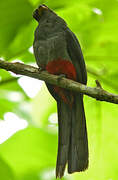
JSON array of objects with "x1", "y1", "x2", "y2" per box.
[{"x1": 33, "y1": 4, "x2": 48, "y2": 21}]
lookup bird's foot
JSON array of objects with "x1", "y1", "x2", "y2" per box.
[
  {"x1": 57, "y1": 74, "x2": 66, "y2": 82},
  {"x1": 38, "y1": 67, "x2": 44, "y2": 73}
]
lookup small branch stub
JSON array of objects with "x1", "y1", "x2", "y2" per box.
[{"x1": 95, "y1": 80, "x2": 103, "y2": 89}]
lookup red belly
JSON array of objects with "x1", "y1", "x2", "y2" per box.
[
  {"x1": 46, "y1": 58, "x2": 77, "y2": 81},
  {"x1": 46, "y1": 58, "x2": 77, "y2": 106}
]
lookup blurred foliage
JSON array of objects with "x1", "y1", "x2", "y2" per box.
[{"x1": 0, "y1": 0, "x2": 118, "y2": 180}]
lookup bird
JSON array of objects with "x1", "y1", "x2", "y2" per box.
[{"x1": 33, "y1": 4, "x2": 88, "y2": 178}]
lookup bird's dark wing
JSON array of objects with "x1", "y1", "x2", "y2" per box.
[
  {"x1": 65, "y1": 28, "x2": 88, "y2": 174},
  {"x1": 65, "y1": 28, "x2": 87, "y2": 85}
]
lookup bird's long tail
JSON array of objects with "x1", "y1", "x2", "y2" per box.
[{"x1": 56, "y1": 93, "x2": 88, "y2": 178}]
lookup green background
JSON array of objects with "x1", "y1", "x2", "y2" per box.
[{"x1": 0, "y1": 0, "x2": 118, "y2": 179}]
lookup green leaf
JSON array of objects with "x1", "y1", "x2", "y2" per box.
[
  {"x1": 0, "y1": 156, "x2": 14, "y2": 180},
  {"x1": 5, "y1": 21, "x2": 36, "y2": 60},
  {"x1": 0, "y1": 0, "x2": 33, "y2": 59},
  {"x1": 0, "y1": 127, "x2": 57, "y2": 176}
]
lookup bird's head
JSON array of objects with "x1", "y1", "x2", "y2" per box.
[
  {"x1": 33, "y1": 4, "x2": 49, "y2": 22},
  {"x1": 33, "y1": 4, "x2": 66, "y2": 28}
]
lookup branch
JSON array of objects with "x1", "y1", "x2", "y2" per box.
[{"x1": 0, "y1": 59, "x2": 118, "y2": 104}]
